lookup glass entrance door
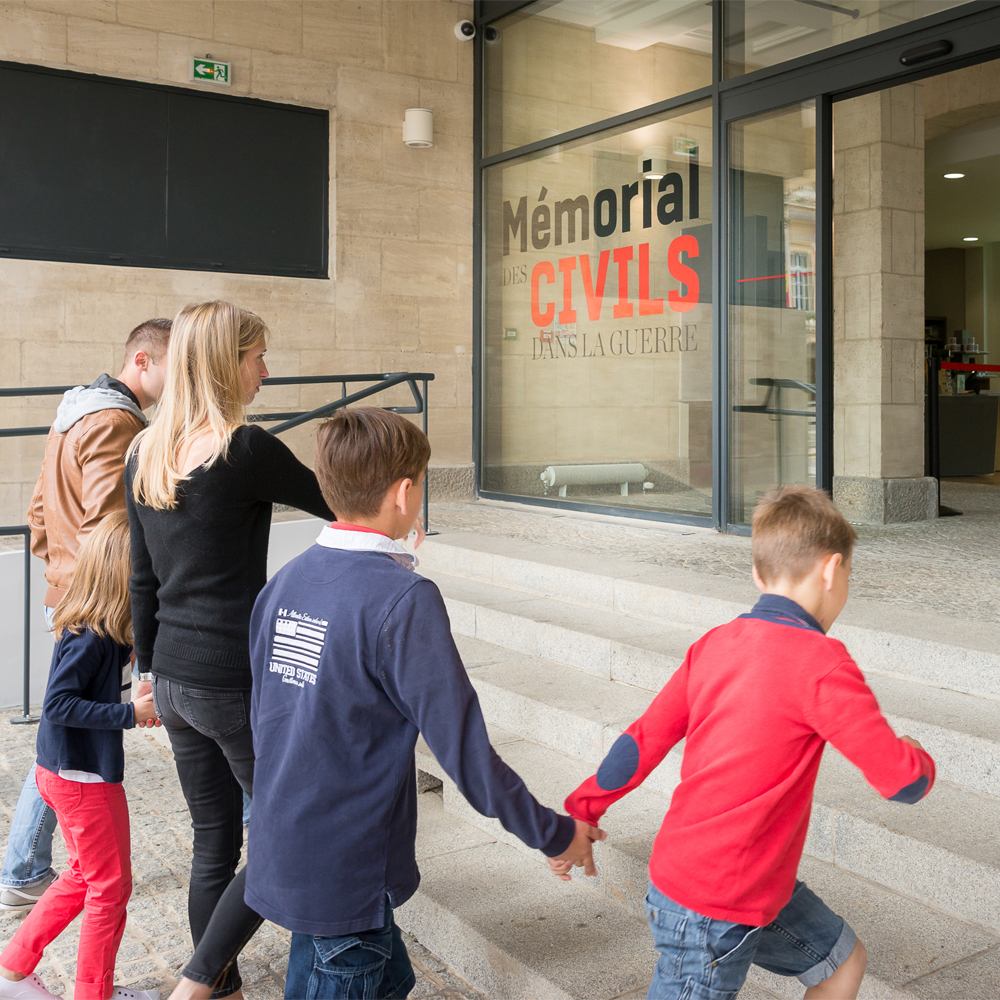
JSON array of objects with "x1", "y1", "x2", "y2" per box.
[
  {"x1": 830, "y1": 57, "x2": 1000, "y2": 525},
  {"x1": 727, "y1": 102, "x2": 818, "y2": 525}
]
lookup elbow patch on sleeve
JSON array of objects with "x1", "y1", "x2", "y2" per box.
[
  {"x1": 596, "y1": 733, "x2": 640, "y2": 791},
  {"x1": 889, "y1": 775, "x2": 929, "y2": 804}
]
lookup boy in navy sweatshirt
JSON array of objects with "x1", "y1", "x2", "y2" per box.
[
  {"x1": 245, "y1": 407, "x2": 603, "y2": 1000},
  {"x1": 558, "y1": 486, "x2": 936, "y2": 1000}
]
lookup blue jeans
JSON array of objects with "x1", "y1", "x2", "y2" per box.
[
  {"x1": 1, "y1": 606, "x2": 59, "y2": 889},
  {"x1": 0, "y1": 763, "x2": 57, "y2": 888},
  {"x1": 284, "y1": 902, "x2": 415, "y2": 999},
  {"x1": 645, "y1": 881, "x2": 857, "y2": 999}
]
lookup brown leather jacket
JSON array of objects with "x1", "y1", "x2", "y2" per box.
[{"x1": 28, "y1": 408, "x2": 144, "y2": 607}]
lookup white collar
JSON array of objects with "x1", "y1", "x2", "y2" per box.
[{"x1": 315, "y1": 524, "x2": 417, "y2": 570}]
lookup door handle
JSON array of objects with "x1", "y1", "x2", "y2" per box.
[{"x1": 900, "y1": 40, "x2": 953, "y2": 65}]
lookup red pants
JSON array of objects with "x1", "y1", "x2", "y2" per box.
[{"x1": 1, "y1": 767, "x2": 131, "y2": 1000}]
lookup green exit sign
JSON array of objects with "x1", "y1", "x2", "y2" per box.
[{"x1": 190, "y1": 57, "x2": 231, "y2": 86}]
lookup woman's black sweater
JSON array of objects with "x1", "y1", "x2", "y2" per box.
[{"x1": 125, "y1": 425, "x2": 334, "y2": 690}]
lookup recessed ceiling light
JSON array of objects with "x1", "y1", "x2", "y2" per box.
[
  {"x1": 944, "y1": 172, "x2": 965, "y2": 179},
  {"x1": 964, "y1": 236, "x2": 979, "y2": 241}
]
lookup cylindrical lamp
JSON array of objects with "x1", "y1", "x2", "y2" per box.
[
  {"x1": 403, "y1": 109, "x2": 434, "y2": 148},
  {"x1": 638, "y1": 145, "x2": 668, "y2": 180}
]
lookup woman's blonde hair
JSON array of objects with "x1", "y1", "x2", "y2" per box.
[
  {"x1": 52, "y1": 511, "x2": 132, "y2": 646},
  {"x1": 128, "y1": 300, "x2": 268, "y2": 509}
]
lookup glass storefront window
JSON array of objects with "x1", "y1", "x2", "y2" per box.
[
  {"x1": 484, "y1": 1, "x2": 713, "y2": 157},
  {"x1": 728, "y1": 101, "x2": 817, "y2": 524},
  {"x1": 724, "y1": 0, "x2": 974, "y2": 78},
  {"x1": 482, "y1": 103, "x2": 714, "y2": 518}
]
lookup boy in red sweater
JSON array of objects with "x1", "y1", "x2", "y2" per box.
[{"x1": 556, "y1": 486, "x2": 935, "y2": 1000}]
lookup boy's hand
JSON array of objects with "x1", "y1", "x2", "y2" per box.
[
  {"x1": 547, "y1": 819, "x2": 607, "y2": 881},
  {"x1": 132, "y1": 693, "x2": 161, "y2": 729},
  {"x1": 901, "y1": 735, "x2": 925, "y2": 751}
]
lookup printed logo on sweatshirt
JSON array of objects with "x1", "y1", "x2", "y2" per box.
[{"x1": 269, "y1": 608, "x2": 329, "y2": 688}]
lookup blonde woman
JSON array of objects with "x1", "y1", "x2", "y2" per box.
[
  {"x1": 125, "y1": 302, "x2": 333, "y2": 1000},
  {"x1": 0, "y1": 511, "x2": 159, "y2": 1000}
]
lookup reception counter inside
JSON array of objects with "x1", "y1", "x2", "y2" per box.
[{"x1": 939, "y1": 394, "x2": 1000, "y2": 477}]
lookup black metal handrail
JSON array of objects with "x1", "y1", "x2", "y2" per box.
[
  {"x1": 0, "y1": 370, "x2": 435, "y2": 722},
  {"x1": 733, "y1": 377, "x2": 816, "y2": 418}
]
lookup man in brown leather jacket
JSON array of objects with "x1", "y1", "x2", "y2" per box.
[
  {"x1": 28, "y1": 319, "x2": 172, "y2": 611},
  {"x1": 0, "y1": 318, "x2": 171, "y2": 913}
]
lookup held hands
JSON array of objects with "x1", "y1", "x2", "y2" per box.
[
  {"x1": 132, "y1": 693, "x2": 161, "y2": 728},
  {"x1": 547, "y1": 819, "x2": 607, "y2": 882}
]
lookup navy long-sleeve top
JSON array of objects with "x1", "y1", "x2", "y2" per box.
[
  {"x1": 244, "y1": 531, "x2": 575, "y2": 937},
  {"x1": 36, "y1": 628, "x2": 134, "y2": 784}
]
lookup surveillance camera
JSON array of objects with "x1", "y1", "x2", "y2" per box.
[
  {"x1": 484, "y1": 25, "x2": 500, "y2": 44},
  {"x1": 455, "y1": 19, "x2": 475, "y2": 40}
]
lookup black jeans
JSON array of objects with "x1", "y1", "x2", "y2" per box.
[{"x1": 152, "y1": 676, "x2": 262, "y2": 998}]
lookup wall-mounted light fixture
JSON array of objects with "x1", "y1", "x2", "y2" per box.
[
  {"x1": 403, "y1": 109, "x2": 434, "y2": 148},
  {"x1": 638, "y1": 145, "x2": 668, "y2": 180}
]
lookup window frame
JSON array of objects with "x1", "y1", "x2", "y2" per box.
[{"x1": 474, "y1": 0, "x2": 1000, "y2": 531}]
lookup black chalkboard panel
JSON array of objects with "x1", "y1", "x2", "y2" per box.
[
  {"x1": 0, "y1": 61, "x2": 328, "y2": 278},
  {"x1": 167, "y1": 92, "x2": 327, "y2": 273}
]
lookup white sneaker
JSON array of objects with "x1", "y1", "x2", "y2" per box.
[
  {"x1": 0, "y1": 873, "x2": 58, "y2": 913},
  {"x1": 0, "y1": 973, "x2": 58, "y2": 998},
  {"x1": 111, "y1": 988, "x2": 160, "y2": 1000}
]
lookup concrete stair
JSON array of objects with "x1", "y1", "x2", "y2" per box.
[{"x1": 393, "y1": 529, "x2": 1000, "y2": 999}]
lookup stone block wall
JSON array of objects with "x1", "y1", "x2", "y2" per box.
[
  {"x1": 832, "y1": 83, "x2": 937, "y2": 522},
  {"x1": 833, "y1": 83, "x2": 926, "y2": 482},
  {"x1": 0, "y1": 0, "x2": 474, "y2": 526}
]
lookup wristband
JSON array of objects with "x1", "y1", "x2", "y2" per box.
[{"x1": 138, "y1": 672, "x2": 153, "y2": 682}]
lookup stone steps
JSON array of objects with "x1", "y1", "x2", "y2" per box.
[
  {"x1": 431, "y1": 574, "x2": 1000, "y2": 801},
  {"x1": 419, "y1": 661, "x2": 1000, "y2": 936},
  {"x1": 401, "y1": 790, "x2": 1000, "y2": 1000},
  {"x1": 397, "y1": 529, "x2": 1000, "y2": 998},
  {"x1": 418, "y1": 533, "x2": 1000, "y2": 701}
]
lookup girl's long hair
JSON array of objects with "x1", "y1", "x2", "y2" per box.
[
  {"x1": 52, "y1": 511, "x2": 132, "y2": 646},
  {"x1": 128, "y1": 300, "x2": 268, "y2": 510}
]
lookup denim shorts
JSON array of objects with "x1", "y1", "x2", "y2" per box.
[{"x1": 645, "y1": 881, "x2": 857, "y2": 999}]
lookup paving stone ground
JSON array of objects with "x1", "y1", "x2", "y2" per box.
[{"x1": 0, "y1": 719, "x2": 486, "y2": 1000}]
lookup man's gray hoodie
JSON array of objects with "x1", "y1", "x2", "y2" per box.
[{"x1": 52, "y1": 374, "x2": 146, "y2": 433}]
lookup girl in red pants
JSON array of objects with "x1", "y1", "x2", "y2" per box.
[{"x1": 0, "y1": 512, "x2": 160, "y2": 1000}]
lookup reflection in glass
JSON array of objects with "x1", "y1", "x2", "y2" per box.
[
  {"x1": 483, "y1": 104, "x2": 714, "y2": 518},
  {"x1": 725, "y1": 0, "x2": 973, "y2": 77},
  {"x1": 484, "y1": 1, "x2": 713, "y2": 156},
  {"x1": 729, "y1": 101, "x2": 817, "y2": 524}
]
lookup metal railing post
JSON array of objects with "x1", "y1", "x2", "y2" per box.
[
  {"x1": 0, "y1": 525, "x2": 39, "y2": 725},
  {"x1": 13, "y1": 529, "x2": 38, "y2": 724},
  {"x1": 421, "y1": 378, "x2": 436, "y2": 537}
]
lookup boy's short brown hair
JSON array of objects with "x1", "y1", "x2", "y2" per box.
[
  {"x1": 751, "y1": 485, "x2": 856, "y2": 584},
  {"x1": 315, "y1": 407, "x2": 431, "y2": 518}
]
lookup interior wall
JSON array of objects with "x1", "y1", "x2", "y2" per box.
[
  {"x1": 0, "y1": 0, "x2": 474, "y2": 527},
  {"x1": 966, "y1": 245, "x2": 985, "y2": 345},
  {"x1": 925, "y1": 247, "x2": 966, "y2": 336}
]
